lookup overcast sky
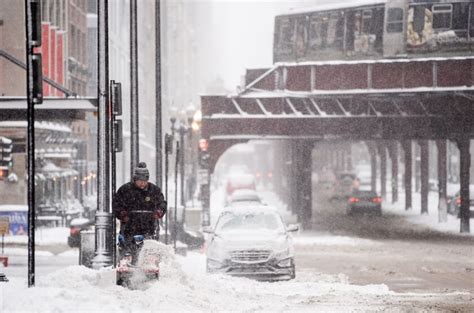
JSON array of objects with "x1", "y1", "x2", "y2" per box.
[{"x1": 199, "y1": 0, "x2": 339, "y2": 92}]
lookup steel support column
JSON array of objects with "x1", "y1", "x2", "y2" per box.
[
  {"x1": 420, "y1": 140, "x2": 429, "y2": 214},
  {"x1": 378, "y1": 143, "x2": 387, "y2": 198},
  {"x1": 402, "y1": 141, "x2": 412, "y2": 210},
  {"x1": 273, "y1": 140, "x2": 285, "y2": 198},
  {"x1": 457, "y1": 138, "x2": 470, "y2": 233},
  {"x1": 290, "y1": 140, "x2": 299, "y2": 215},
  {"x1": 300, "y1": 141, "x2": 313, "y2": 229},
  {"x1": 92, "y1": 0, "x2": 112, "y2": 269},
  {"x1": 390, "y1": 142, "x2": 399, "y2": 203},
  {"x1": 436, "y1": 140, "x2": 448, "y2": 223},
  {"x1": 366, "y1": 142, "x2": 377, "y2": 193},
  {"x1": 130, "y1": 0, "x2": 139, "y2": 176},
  {"x1": 346, "y1": 144, "x2": 352, "y2": 172}
]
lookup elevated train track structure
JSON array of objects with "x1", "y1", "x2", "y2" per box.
[
  {"x1": 201, "y1": 56, "x2": 474, "y2": 233},
  {"x1": 201, "y1": 0, "x2": 474, "y2": 233}
]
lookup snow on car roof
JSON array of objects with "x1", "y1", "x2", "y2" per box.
[
  {"x1": 221, "y1": 205, "x2": 278, "y2": 215},
  {"x1": 231, "y1": 189, "x2": 259, "y2": 199}
]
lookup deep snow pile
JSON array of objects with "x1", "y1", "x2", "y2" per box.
[{"x1": 0, "y1": 243, "x2": 395, "y2": 312}]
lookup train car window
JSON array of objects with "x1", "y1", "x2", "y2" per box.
[
  {"x1": 327, "y1": 12, "x2": 343, "y2": 48},
  {"x1": 471, "y1": 4, "x2": 474, "y2": 38},
  {"x1": 452, "y1": 3, "x2": 469, "y2": 33},
  {"x1": 277, "y1": 18, "x2": 295, "y2": 54},
  {"x1": 412, "y1": 5, "x2": 426, "y2": 34},
  {"x1": 372, "y1": 9, "x2": 384, "y2": 49},
  {"x1": 432, "y1": 4, "x2": 452, "y2": 30},
  {"x1": 295, "y1": 17, "x2": 308, "y2": 58},
  {"x1": 387, "y1": 8, "x2": 404, "y2": 33},
  {"x1": 362, "y1": 9, "x2": 373, "y2": 34},
  {"x1": 320, "y1": 15, "x2": 329, "y2": 48},
  {"x1": 308, "y1": 15, "x2": 323, "y2": 49}
]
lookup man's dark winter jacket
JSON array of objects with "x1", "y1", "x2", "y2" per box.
[{"x1": 113, "y1": 181, "x2": 167, "y2": 237}]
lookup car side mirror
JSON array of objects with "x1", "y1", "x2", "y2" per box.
[
  {"x1": 287, "y1": 224, "x2": 299, "y2": 232},
  {"x1": 202, "y1": 226, "x2": 214, "y2": 234}
]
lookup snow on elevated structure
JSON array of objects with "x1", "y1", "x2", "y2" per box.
[
  {"x1": 281, "y1": 0, "x2": 387, "y2": 16},
  {"x1": 0, "y1": 121, "x2": 72, "y2": 133}
]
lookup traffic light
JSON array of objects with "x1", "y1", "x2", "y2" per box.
[
  {"x1": 0, "y1": 137, "x2": 13, "y2": 179},
  {"x1": 198, "y1": 139, "x2": 210, "y2": 169},
  {"x1": 110, "y1": 80, "x2": 123, "y2": 152}
]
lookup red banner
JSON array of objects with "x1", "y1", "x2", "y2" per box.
[
  {"x1": 56, "y1": 32, "x2": 64, "y2": 97},
  {"x1": 50, "y1": 27, "x2": 57, "y2": 95},
  {"x1": 41, "y1": 23, "x2": 50, "y2": 96}
]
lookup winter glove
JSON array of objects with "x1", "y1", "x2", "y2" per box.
[
  {"x1": 119, "y1": 210, "x2": 129, "y2": 223},
  {"x1": 153, "y1": 209, "x2": 165, "y2": 219}
]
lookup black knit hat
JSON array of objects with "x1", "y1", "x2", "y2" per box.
[{"x1": 133, "y1": 162, "x2": 150, "y2": 181}]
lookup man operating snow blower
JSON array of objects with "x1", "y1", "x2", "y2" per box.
[{"x1": 113, "y1": 162, "x2": 167, "y2": 287}]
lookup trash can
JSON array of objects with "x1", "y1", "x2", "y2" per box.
[{"x1": 79, "y1": 229, "x2": 95, "y2": 268}]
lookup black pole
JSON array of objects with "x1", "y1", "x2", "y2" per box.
[
  {"x1": 92, "y1": 0, "x2": 112, "y2": 269},
  {"x1": 111, "y1": 82, "x2": 117, "y2": 267},
  {"x1": 164, "y1": 138, "x2": 169, "y2": 245},
  {"x1": 130, "y1": 0, "x2": 139, "y2": 177},
  {"x1": 25, "y1": 0, "x2": 39, "y2": 288},
  {"x1": 174, "y1": 141, "x2": 180, "y2": 252},
  {"x1": 180, "y1": 126, "x2": 185, "y2": 208},
  {"x1": 155, "y1": 0, "x2": 163, "y2": 188}
]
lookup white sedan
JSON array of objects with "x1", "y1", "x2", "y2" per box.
[{"x1": 205, "y1": 206, "x2": 298, "y2": 280}]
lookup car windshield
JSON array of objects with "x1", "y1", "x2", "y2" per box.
[{"x1": 215, "y1": 211, "x2": 284, "y2": 233}]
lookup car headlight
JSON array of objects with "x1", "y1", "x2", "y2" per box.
[
  {"x1": 206, "y1": 236, "x2": 229, "y2": 261},
  {"x1": 277, "y1": 258, "x2": 292, "y2": 267},
  {"x1": 207, "y1": 258, "x2": 224, "y2": 269},
  {"x1": 273, "y1": 246, "x2": 290, "y2": 259}
]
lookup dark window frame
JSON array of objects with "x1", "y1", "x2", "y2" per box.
[
  {"x1": 432, "y1": 4, "x2": 453, "y2": 30},
  {"x1": 387, "y1": 7, "x2": 404, "y2": 33}
]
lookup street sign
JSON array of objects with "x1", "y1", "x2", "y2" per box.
[
  {"x1": 0, "y1": 217, "x2": 9, "y2": 235},
  {"x1": 197, "y1": 169, "x2": 209, "y2": 185}
]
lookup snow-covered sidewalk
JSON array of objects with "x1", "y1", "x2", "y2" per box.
[
  {"x1": 382, "y1": 190, "x2": 474, "y2": 236},
  {"x1": 2, "y1": 243, "x2": 468, "y2": 312},
  {"x1": 1, "y1": 227, "x2": 70, "y2": 246}
]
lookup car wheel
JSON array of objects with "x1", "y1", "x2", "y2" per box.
[{"x1": 290, "y1": 261, "x2": 296, "y2": 280}]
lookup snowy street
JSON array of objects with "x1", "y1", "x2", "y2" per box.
[{"x1": 0, "y1": 185, "x2": 473, "y2": 312}]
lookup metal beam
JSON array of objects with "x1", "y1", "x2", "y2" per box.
[{"x1": 0, "y1": 49, "x2": 76, "y2": 97}]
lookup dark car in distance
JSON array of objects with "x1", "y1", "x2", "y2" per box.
[{"x1": 347, "y1": 190, "x2": 382, "y2": 216}]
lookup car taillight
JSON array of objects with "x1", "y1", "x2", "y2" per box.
[
  {"x1": 372, "y1": 197, "x2": 382, "y2": 204},
  {"x1": 349, "y1": 197, "x2": 359, "y2": 203},
  {"x1": 70, "y1": 227, "x2": 81, "y2": 236}
]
